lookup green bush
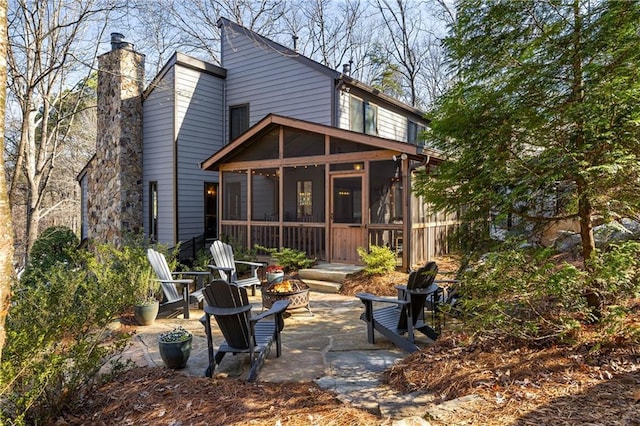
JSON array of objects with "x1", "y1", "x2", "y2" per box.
[
  {"x1": 0, "y1": 232, "x2": 167, "y2": 424},
  {"x1": 255, "y1": 245, "x2": 315, "y2": 273},
  {"x1": 1, "y1": 233, "x2": 136, "y2": 424},
  {"x1": 21, "y1": 226, "x2": 80, "y2": 289},
  {"x1": 89, "y1": 235, "x2": 157, "y2": 306},
  {"x1": 357, "y1": 245, "x2": 397, "y2": 275},
  {"x1": 454, "y1": 241, "x2": 640, "y2": 344}
]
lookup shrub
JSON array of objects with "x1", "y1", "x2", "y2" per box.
[
  {"x1": 1, "y1": 234, "x2": 134, "y2": 424},
  {"x1": 20, "y1": 226, "x2": 80, "y2": 289},
  {"x1": 88, "y1": 235, "x2": 158, "y2": 308},
  {"x1": 454, "y1": 241, "x2": 640, "y2": 344},
  {"x1": 255, "y1": 245, "x2": 315, "y2": 273},
  {"x1": 357, "y1": 245, "x2": 397, "y2": 275}
]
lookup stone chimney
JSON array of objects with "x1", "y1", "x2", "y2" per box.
[{"x1": 87, "y1": 33, "x2": 145, "y2": 245}]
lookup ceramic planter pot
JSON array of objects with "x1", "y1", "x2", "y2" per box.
[
  {"x1": 134, "y1": 300, "x2": 159, "y2": 326},
  {"x1": 266, "y1": 271, "x2": 285, "y2": 284},
  {"x1": 158, "y1": 335, "x2": 192, "y2": 369}
]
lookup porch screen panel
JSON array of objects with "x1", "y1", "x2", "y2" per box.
[
  {"x1": 222, "y1": 170, "x2": 248, "y2": 220},
  {"x1": 283, "y1": 165, "x2": 325, "y2": 222},
  {"x1": 251, "y1": 168, "x2": 279, "y2": 221},
  {"x1": 229, "y1": 128, "x2": 279, "y2": 162},
  {"x1": 369, "y1": 160, "x2": 403, "y2": 224},
  {"x1": 283, "y1": 128, "x2": 324, "y2": 157},
  {"x1": 329, "y1": 137, "x2": 377, "y2": 154}
]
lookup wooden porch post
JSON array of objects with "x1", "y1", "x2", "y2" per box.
[
  {"x1": 278, "y1": 127, "x2": 284, "y2": 249},
  {"x1": 402, "y1": 156, "x2": 410, "y2": 271},
  {"x1": 246, "y1": 168, "x2": 252, "y2": 251}
]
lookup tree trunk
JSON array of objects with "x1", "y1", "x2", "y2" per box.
[
  {"x1": 0, "y1": 0, "x2": 13, "y2": 361},
  {"x1": 578, "y1": 193, "x2": 595, "y2": 263},
  {"x1": 577, "y1": 182, "x2": 600, "y2": 317}
]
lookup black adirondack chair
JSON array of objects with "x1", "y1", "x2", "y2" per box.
[
  {"x1": 200, "y1": 279, "x2": 289, "y2": 382},
  {"x1": 356, "y1": 262, "x2": 443, "y2": 353},
  {"x1": 209, "y1": 240, "x2": 263, "y2": 296}
]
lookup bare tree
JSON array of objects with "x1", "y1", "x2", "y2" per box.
[
  {"x1": 6, "y1": 0, "x2": 120, "y2": 260},
  {"x1": 0, "y1": 0, "x2": 13, "y2": 360},
  {"x1": 368, "y1": 0, "x2": 451, "y2": 108},
  {"x1": 130, "y1": 0, "x2": 289, "y2": 70},
  {"x1": 284, "y1": 0, "x2": 366, "y2": 72},
  {"x1": 126, "y1": 0, "x2": 189, "y2": 77}
]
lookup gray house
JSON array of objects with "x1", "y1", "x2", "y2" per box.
[{"x1": 80, "y1": 19, "x2": 455, "y2": 270}]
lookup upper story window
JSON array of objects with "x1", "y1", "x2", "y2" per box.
[
  {"x1": 349, "y1": 96, "x2": 377, "y2": 135},
  {"x1": 408, "y1": 121, "x2": 426, "y2": 144},
  {"x1": 229, "y1": 104, "x2": 249, "y2": 141}
]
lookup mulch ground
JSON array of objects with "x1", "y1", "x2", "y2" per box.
[{"x1": 59, "y1": 256, "x2": 640, "y2": 425}]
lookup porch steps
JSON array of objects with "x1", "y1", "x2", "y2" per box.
[
  {"x1": 298, "y1": 263, "x2": 364, "y2": 294},
  {"x1": 302, "y1": 279, "x2": 343, "y2": 294}
]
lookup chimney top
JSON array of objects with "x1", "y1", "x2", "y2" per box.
[
  {"x1": 292, "y1": 34, "x2": 299, "y2": 52},
  {"x1": 110, "y1": 32, "x2": 133, "y2": 51}
]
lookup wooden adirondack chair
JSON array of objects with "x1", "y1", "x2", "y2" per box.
[
  {"x1": 209, "y1": 240, "x2": 263, "y2": 295},
  {"x1": 355, "y1": 262, "x2": 443, "y2": 353},
  {"x1": 147, "y1": 248, "x2": 205, "y2": 319},
  {"x1": 200, "y1": 279, "x2": 289, "y2": 382}
]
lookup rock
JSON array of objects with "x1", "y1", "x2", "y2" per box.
[
  {"x1": 553, "y1": 231, "x2": 582, "y2": 253},
  {"x1": 594, "y1": 221, "x2": 634, "y2": 247},
  {"x1": 621, "y1": 218, "x2": 640, "y2": 238}
]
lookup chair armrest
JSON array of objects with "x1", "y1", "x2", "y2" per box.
[
  {"x1": 234, "y1": 260, "x2": 264, "y2": 268},
  {"x1": 251, "y1": 300, "x2": 290, "y2": 322},
  {"x1": 355, "y1": 292, "x2": 408, "y2": 307},
  {"x1": 154, "y1": 278, "x2": 193, "y2": 285},
  {"x1": 435, "y1": 279, "x2": 459, "y2": 285},
  {"x1": 172, "y1": 271, "x2": 209, "y2": 276},
  {"x1": 394, "y1": 284, "x2": 407, "y2": 299},
  {"x1": 407, "y1": 283, "x2": 441, "y2": 296},
  {"x1": 235, "y1": 260, "x2": 264, "y2": 267},
  {"x1": 208, "y1": 265, "x2": 234, "y2": 273}
]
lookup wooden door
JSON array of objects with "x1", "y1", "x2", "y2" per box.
[{"x1": 330, "y1": 175, "x2": 365, "y2": 264}]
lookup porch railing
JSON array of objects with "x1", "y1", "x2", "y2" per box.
[{"x1": 221, "y1": 222, "x2": 325, "y2": 260}]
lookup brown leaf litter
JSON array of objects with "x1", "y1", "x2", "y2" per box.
[{"x1": 59, "y1": 256, "x2": 640, "y2": 425}]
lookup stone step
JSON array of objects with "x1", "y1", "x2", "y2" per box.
[
  {"x1": 303, "y1": 279, "x2": 342, "y2": 294},
  {"x1": 298, "y1": 264, "x2": 362, "y2": 284}
]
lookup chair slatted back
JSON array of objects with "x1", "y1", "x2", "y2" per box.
[
  {"x1": 210, "y1": 240, "x2": 238, "y2": 282},
  {"x1": 398, "y1": 261, "x2": 438, "y2": 330},
  {"x1": 147, "y1": 248, "x2": 181, "y2": 302},
  {"x1": 203, "y1": 280, "x2": 252, "y2": 350}
]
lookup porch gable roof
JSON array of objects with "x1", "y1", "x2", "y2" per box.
[{"x1": 200, "y1": 113, "x2": 442, "y2": 171}]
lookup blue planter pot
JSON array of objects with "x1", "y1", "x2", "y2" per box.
[{"x1": 158, "y1": 336, "x2": 192, "y2": 369}]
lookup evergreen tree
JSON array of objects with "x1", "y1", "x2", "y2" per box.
[{"x1": 415, "y1": 0, "x2": 640, "y2": 263}]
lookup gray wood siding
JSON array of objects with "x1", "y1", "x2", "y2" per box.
[
  {"x1": 143, "y1": 68, "x2": 176, "y2": 245},
  {"x1": 338, "y1": 91, "x2": 410, "y2": 142},
  {"x1": 222, "y1": 26, "x2": 333, "y2": 137},
  {"x1": 175, "y1": 65, "x2": 224, "y2": 241}
]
